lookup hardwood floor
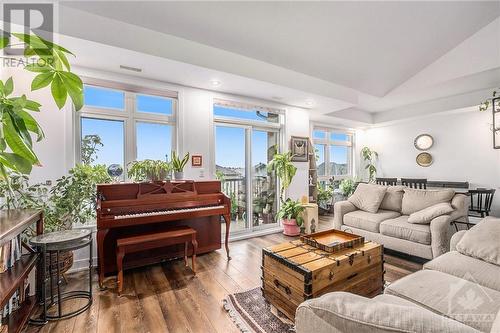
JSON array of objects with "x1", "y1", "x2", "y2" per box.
[{"x1": 24, "y1": 217, "x2": 422, "y2": 333}]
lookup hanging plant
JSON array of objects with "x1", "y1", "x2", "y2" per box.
[
  {"x1": 479, "y1": 89, "x2": 500, "y2": 112},
  {"x1": 267, "y1": 152, "x2": 297, "y2": 202}
]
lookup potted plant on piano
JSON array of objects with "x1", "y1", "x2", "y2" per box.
[
  {"x1": 128, "y1": 159, "x2": 172, "y2": 182},
  {"x1": 171, "y1": 151, "x2": 190, "y2": 180},
  {"x1": 276, "y1": 199, "x2": 305, "y2": 236}
]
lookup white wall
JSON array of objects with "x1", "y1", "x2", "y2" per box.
[{"x1": 358, "y1": 110, "x2": 500, "y2": 215}]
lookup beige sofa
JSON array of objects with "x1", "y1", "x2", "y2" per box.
[
  {"x1": 333, "y1": 184, "x2": 468, "y2": 259},
  {"x1": 296, "y1": 217, "x2": 500, "y2": 333}
]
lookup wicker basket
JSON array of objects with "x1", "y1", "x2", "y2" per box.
[{"x1": 45, "y1": 250, "x2": 74, "y2": 278}]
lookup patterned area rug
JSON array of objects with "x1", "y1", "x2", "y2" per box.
[{"x1": 223, "y1": 287, "x2": 294, "y2": 333}]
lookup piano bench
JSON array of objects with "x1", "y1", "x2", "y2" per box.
[{"x1": 116, "y1": 226, "x2": 198, "y2": 295}]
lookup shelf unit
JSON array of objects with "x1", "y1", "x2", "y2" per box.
[
  {"x1": 308, "y1": 139, "x2": 318, "y2": 203},
  {"x1": 0, "y1": 209, "x2": 43, "y2": 333}
]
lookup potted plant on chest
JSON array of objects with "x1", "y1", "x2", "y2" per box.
[
  {"x1": 277, "y1": 199, "x2": 305, "y2": 236},
  {"x1": 171, "y1": 151, "x2": 190, "y2": 180}
]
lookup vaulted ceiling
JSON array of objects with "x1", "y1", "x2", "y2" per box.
[{"x1": 57, "y1": 1, "x2": 500, "y2": 125}]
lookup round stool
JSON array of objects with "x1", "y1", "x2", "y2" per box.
[{"x1": 30, "y1": 229, "x2": 93, "y2": 323}]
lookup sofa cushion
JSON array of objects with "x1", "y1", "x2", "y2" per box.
[
  {"x1": 407, "y1": 202, "x2": 454, "y2": 224},
  {"x1": 456, "y1": 217, "x2": 500, "y2": 266},
  {"x1": 385, "y1": 270, "x2": 500, "y2": 333},
  {"x1": 295, "y1": 291, "x2": 480, "y2": 333},
  {"x1": 344, "y1": 210, "x2": 401, "y2": 233},
  {"x1": 380, "y1": 216, "x2": 431, "y2": 245},
  {"x1": 379, "y1": 185, "x2": 405, "y2": 212},
  {"x1": 424, "y1": 251, "x2": 500, "y2": 292},
  {"x1": 348, "y1": 183, "x2": 387, "y2": 213},
  {"x1": 492, "y1": 309, "x2": 500, "y2": 333},
  {"x1": 401, "y1": 188, "x2": 455, "y2": 215}
]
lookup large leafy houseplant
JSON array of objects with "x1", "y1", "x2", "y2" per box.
[
  {"x1": 339, "y1": 178, "x2": 356, "y2": 198},
  {"x1": 0, "y1": 33, "x2": 84, "y2": 183},
  {"x1": 127, "y1": 159, "x2": 172, "y2": 182},
  {"x1": 267, "y1": 152, "x2": 297, "y2": 202},
  {"x1": 361, "y1": 147, "x2": 378, "y2": 182}
]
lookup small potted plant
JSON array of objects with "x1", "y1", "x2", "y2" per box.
[
  {"x1": 128, "y1": 159, "x2": 172, "y2": 182},
  {"x1": 171, "y1": 151, "x2": 190, "y2": 180},
  {"x1": 276, "y1": 199, "x2": 305, "y2": 236}
]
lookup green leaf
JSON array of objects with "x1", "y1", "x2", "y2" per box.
[
  {"x1": 50, "y1": 74, "x2": 67, "y2": 109},
  {"x1": 59, "y1": 72, "x2": 83, "y2": 110},
  {"x1": 31, "y1": 72, "x2": 54, "y2": 91},
  {"x1": 17, "y1": 110, "x2": 44, "y2": 141},
  {"x1": 55, "y1": 50, "x2": 70, "y2": 71},
  {"x1": 0, "y1": 36, "x2": 8, "y2": 49},
  {"x1": 25, "y1": 63, "x2": 51, "y2": 73},
  {"x1": 9, "y1": 111, "x2": 32, "y2": 146},
  {"x1": 3, "y1": 114, "x2": 39, "y2": 164},
  {"x1": 0, "y1": 152, "x2": 32, "y2": 174},
  {"x1": 4, "y1": 77, "x2": 13, "y2": 96}
]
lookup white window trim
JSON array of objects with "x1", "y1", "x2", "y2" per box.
[
  {"x1": 75, "y1": 79, "x2": 178, "y2": 176},
  {"x1": 312, "y1": 126, "x2": 355, "y2": 180}
]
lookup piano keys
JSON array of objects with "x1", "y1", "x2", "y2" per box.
[{"x1": 96, "y1": 180, "x2": 231, "y2": 287}]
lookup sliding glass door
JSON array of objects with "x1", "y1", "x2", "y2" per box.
[{"x1": 215, "y1": 122, "x2": 280, "y2": 236}]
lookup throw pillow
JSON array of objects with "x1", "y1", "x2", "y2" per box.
[
  {"x1": 456, "y1": 216, "x2": 500, "y2": 266},
  {"x1": 407, "y1": 202, "x2": 454, "y2": 224},
  {"x1": 401, "y1": 188, "x2": 455, "y2": 215},
  {"x1": 379, "y1": 185, "x2": 405, "y2": 212},
  {"x1": 348, "y1": 183, "x2": 387, "y2": 213}
]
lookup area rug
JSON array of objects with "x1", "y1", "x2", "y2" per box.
[{"x1": 223, "y1": 287, "x2": 294, "y2": 333}]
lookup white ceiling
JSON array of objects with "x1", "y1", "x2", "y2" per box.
[
  {"x1": 54, "y1": 1, "x2": 500, "y2": 125},
  {"x1": 61, "y1": 1, "x2": 499, "y2": 97}
]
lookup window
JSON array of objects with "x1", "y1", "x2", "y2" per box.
[
  {"x1": 214, "y1": 99, "x2": 283, "y2": 235},
  {"x1": 77, "y1": 80, "x2": 177, "y2": 175},
  {"x1": 312, "y1": 128, "x2": 353, "y2": 180}
]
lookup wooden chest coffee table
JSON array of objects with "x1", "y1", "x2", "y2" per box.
[{"x1": 261, "y1": 238, "x2": 384, "y2": 320}]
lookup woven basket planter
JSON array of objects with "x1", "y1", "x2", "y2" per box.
[{"x1": 45, "y1": 250, "x2": 74, "y2": 278}]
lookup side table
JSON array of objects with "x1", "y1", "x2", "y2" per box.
[{"x1": 29, "y1": 229, "x2": 92, "y2": 323}]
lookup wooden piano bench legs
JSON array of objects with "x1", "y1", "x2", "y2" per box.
[{"x1": 116, "y1": 226, "x2": 198, "y2": 296}]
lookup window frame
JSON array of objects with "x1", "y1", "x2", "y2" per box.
[
  {"x1": 75, "y1": 79, "x2": 178, "y2": 175},
  {"x1": 212, "y1": 99, "x2": 285, "y2": 236},
  {"x1": 312, "y1": 126, "x2": 354, "y2": 181}
]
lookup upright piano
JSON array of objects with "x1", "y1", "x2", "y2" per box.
[{"x1": 96, "y1": 180, "x2": 231, "y2": 287}]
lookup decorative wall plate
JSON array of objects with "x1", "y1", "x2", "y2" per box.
[
  {"x1": 416, "y1": 152, "x2": 433, "y2": 167},
  {"x1": 414, "y1": 134, "x2": 434, "y2": 150}
]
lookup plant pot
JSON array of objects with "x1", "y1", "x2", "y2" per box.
[
  {"x1": 282, "y1": 219, "x2": 300, "y2": 236},
  {"x1": 173, "y1": 171, "x2": 184, "y2": 180}
]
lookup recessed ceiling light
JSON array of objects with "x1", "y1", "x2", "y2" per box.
[
  {"x1": 305, "y1": 100, "x2": 314, "y2": 106},
  {"x1": 211, "y1": 79, "x2": 221, "y2": 87},
  {"x1": 271, "y1": 96, "x2": 283, "y2": 101}
]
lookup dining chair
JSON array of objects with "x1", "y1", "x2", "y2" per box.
[
  {"x1": 401, "y1": 178, "x2": 427, "y2": 189},
  {"x1": 468, "y1": 188, "x2": 496, "y2": 218},
  {"x1": 376, "y1": 178, "x2": 398, "y2": 186}
]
